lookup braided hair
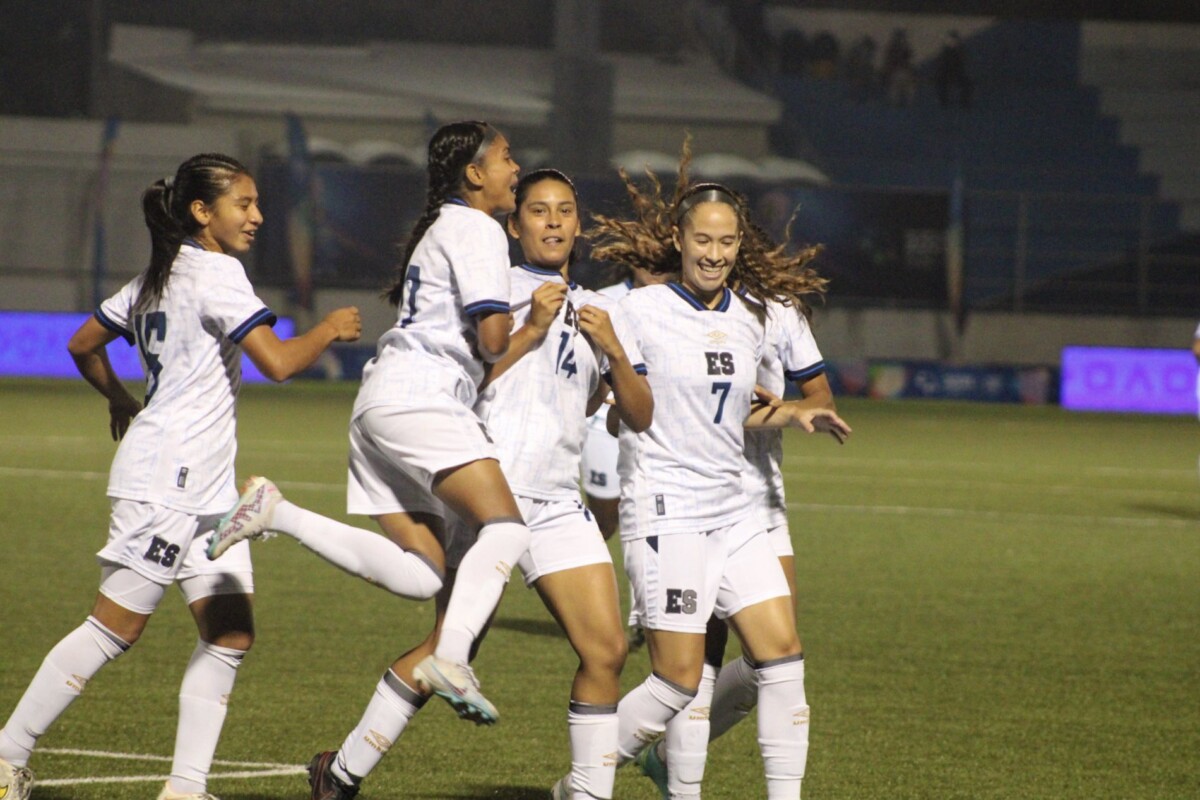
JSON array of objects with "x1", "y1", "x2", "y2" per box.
[
  {"x1": 137, "y1": 153, "x2": 250, "y2": 312},
  {"x1": 386, "y1": 121, "x2": 498, "y2": 306},
  {"x1": 588, "y1": 139, "x2": 826, "y2": 314}
]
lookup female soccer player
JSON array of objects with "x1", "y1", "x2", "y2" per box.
[
  {"x1": 301, "y1": 168, "x2": 653, "y2": 800},
  {"x1": 584, "y1": 156, "x2": 849, "y2": 799},
  {"x1": 211, "y1": 121, "x2": 529, "y2": 726},
  {"x1": 0, "y1": 153, "x2": 361, "y2": 800}
]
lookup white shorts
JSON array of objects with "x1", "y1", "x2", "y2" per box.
[
  {"x1": 98, "y1": 564, "x2": 254, "y2": 615},
  {"x1": 623, "y1": 519, "x2": 789, "y2": 634},
  {"x1": 97, "y1": 499, "x2": 253, "y2": 584},
  {"x1": 515, "y1": 496, "x2": 611, "y2": 586},
  {"x1": 443, "y1": 496, "x2": 611, "y2": 584},
  {"x1": 767, "y1": 522, "x2": 794, "y2": 558},
  {"x1": 346, "y1": 404, "x2": 499, "y2": 517},
  {"x1": 580, "y1": 414, "x2": 620, "y2": 501}
]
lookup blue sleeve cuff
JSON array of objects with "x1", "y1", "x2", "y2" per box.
[
  {"x1": 229, "y1": 307, "x2": 277, "y2": 343},
  {"x1": 464, "y1": 300, "x2": 511, "y2": 317},
  {"x1": 94, "y1": 309, "x2": 134, "y2": 345},
  {"x1": 785, "y1": 361, "x2": 826, "y2": 383},
  {"x1": 603, "y1": 362, "x2": 647, "y2": 386}
]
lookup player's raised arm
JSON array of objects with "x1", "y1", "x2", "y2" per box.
[{"x1": 240, "y1": 306, "x2": 361, "y2": 382}]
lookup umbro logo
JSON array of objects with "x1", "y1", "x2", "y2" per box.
[
  {"x1": 365, "y1": 729, "x2": 394, "y2": 753},
  {"x1": 706, "y1": 330, "x2": 727, "y2": 344},
  {"x1": 67, "y1": 673, "x2": 89, "y2": 692}
]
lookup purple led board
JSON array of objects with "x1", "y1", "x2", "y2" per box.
[
  {"x1": 1060, "y1": 346, "x2": 1197, "y2": 415},
  {"x1": 0, "y1": 311, "x2": 293, "y2": 383}
]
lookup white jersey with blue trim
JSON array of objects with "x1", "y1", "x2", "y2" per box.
[
  {"x1": 584, "y1": 279, "x2": 635, "y2": 436},
  {"x1": 476, "y1": 265, "x2": 645, "y2": 500},
  {"x1": 743, "y1": 300, "x2": 827, "y2": 529},
  {"x1": 616, "y1": 282, "x2": 766, "y2": 539},
  {"x1": 355, "y1": 202, "x2": 510, "y2": 415},
  {"x1": 94, "y1": 243, "x2": 276, "y2": 514}
]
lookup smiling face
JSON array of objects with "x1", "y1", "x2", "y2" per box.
[
  {"x1": 467, "y1": 133, "x2": 521, "y2": 216},
  {"x1": 189, "y1": 173, "x2": 262, "y2": 255},
  {"x1": 508, "y1": 177, "x2": 580, "y2": 273},
  {"x1": 673, "y1": 201, "x2": 742, "y2": 304}
]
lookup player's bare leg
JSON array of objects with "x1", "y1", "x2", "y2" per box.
[{"x1": 538, "y1": 563, "x2": 627, "y2": 798}]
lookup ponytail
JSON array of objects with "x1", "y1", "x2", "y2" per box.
[
  {"x1": 135, "y1": 153, "x2": 249, "y2": 312},
  {"x1": 386, "y1": 121, "x2": 496, "y2": 306}
]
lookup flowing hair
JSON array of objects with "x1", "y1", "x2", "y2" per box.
[
  {"x1": 136, "y1": 153, "x2": 250, "y2": 313},
  {"x1": 588, "y1": 138, "x2": 827, "y2": 314},
  {"x1": 385, "y1": 121, "x2": 498, "y2": 306}
]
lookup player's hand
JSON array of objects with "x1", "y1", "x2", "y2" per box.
[
  {"x1": 109, "y1": 395, "x2": 141, "y2": 441},
  {"x1": 752, "y1": 385, "x2": 784, "y2": 409},
  {"x1": 577, "y1": 305, "x2": 623, "y2": 356},
  {"x1": 322, "y1": 307, "x2": 362, "y2": 342},
  {"x1": 793, "y1": 407, "x2": 851, "y2": 444},
  {"x1": 528, "y1": 283, "x2": 568, "y2": 335}
]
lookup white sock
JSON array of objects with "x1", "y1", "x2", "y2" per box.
[
  {"x1": 567, "y1": 701, "x2": 618, "y2": 800},
  {"x1": 0, "y1": 616, "x2": 129, "y2": 766},
  {"x1": 167, "y1": 641, "x2": 245, "y2": 795},
  {"x1": 333, "y1": 670, "x2": 427, "y2": 785},
  {"x1": 434, "y1": 521, "x2": 530, "y2": 663},
  {"x1": 271, "y1": 501, "x2": 444, "y2": 599},
  {"x1": 616, "y1": 672, "x2": 697, "y2": 764},
  {"x1": 664, "y1": 663, "x2": 716, "y2": 799},
  {"x1": 709, "y1": 655, "x2": 758, "y2": 742},
  {"x1": 757, "y1": 656, "x2": 808, "y2": 800}
]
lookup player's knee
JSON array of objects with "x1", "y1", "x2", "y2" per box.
[
  {"x1": 206, "y1": 630, "x2": 254, "y2": 652},
  {"x1": 404, "y1": 554, "x2": 444, "y2": 600},
  {"x1": 578, "y1": 628, "x2": 627, "y2": 677}
]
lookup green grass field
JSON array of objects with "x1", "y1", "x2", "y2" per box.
[{"x1": 1, "y1": 379, "x2": 1197, "y2": 799}]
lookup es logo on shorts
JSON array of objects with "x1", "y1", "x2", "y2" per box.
[
  {"x1": 143, "y1": 535, "x2": 181, "y2": 568},
  {"x1": 666, "y1": 588, "x2": 697, "y2": 614}
]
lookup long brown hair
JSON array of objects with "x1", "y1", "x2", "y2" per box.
[{"x1": 588, "y1": 139, "x2": 827, "y2": 314}]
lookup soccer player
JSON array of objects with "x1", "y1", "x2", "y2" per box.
[
  {"x1": 584, "y1": 153, "x2": 849, "y2": 799},
  {"x1": 301, "y1": 168, "x2": 652, "y2": 800},
  {"x1": 0, "y1": 153, "x2": 362, "y2": 800},
  {"x1": 211, "y1": 122, "x2": 529, "y2": 729}
]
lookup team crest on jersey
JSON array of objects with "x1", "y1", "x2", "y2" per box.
[{"x1": 706, "y1": 330, "x2": 728, "y2": 344}]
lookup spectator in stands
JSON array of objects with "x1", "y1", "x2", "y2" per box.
[
  {"x1": 843, "y1": 33, "x2": 879, "y2": 103},
  {"x1": 882, "y1": 27, "x2": 916, "y2": 107},
  {"x1": 808, "y1": 30, "x2": 840, "y2": 80},
  {"x1": 727, "y1": 0, "x2": 773, "y2": 86},
  {"x1": 934, "y1": 30, "x2": 973, "y2": 108}
]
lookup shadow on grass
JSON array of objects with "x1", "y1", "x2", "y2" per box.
[
  {"x1": 1126, "y1": 501, "x2": 1200, "y2": 522},
  {"x1": 490, "y1": 617, "x2": 564, "y2": 639}
]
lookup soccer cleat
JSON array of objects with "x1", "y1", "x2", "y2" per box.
[
  {"x1": 0, "y1": 758, "x2": 33, "y2": 800},
  {"x1": 155, "y1": 781, "x2": 220, "y2": 800},
  {"x1": 550, "y1": 775, "x2": 572, "y2": 799},
  {"x1": 412, "y1": 654, "x2": 499, "y2": 725},
  {"x1": 635, "y1": 741, "x2": 669, "y2": 800},
  {"x1": 307, "y1": 751, "x2": 359, "y2": 800},
  {"x1": 207, "y1": 476, "x2": 281, "y2": 560}
]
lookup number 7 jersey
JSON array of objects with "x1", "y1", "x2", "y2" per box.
[
  {"x1": 616, "y1": 282, "x2": 766, "y2": 539},
  {"x1": 93, "y1": 244, "x2": 276, "y2": 515}
]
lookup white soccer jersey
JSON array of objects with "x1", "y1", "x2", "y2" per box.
[
  {"x1": 354, "y1": 201, "x2": 510, "y2": 416},
  {"x1": 584, "y1": 278, "x2": 635, "y2": 436},
  {"x1": 616, "y1": 282, "x2": 766, "y2": 539},
  {"x1": 94, "y1": 242, "x2": 276, "y2": 515},
  {"x1": 743, "y1": 300, "x2": 827, "y2": 528},
  {"x1": 476, "y1": 265, "x2": 645, "y2": 500}
]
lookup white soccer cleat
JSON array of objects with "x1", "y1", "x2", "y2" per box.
[
  {"x1": 550, "y1": 775, "x2": 573, "y2": 799},
  {"x1": 0, "y1": 757, "x2": 32, "y2": 800},
  {"x1": 412, "y1": 654, "x2": 499, "y2": 725},
  {"x1": 207, "y1": 476, "x2": 281, "y2": 560},
  {"x1": 155, "y1": 781, "x2": 221, "y2": 800}
]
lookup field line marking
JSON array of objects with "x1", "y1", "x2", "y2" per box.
[
  {"x1": 35, "y1": 768, "x2": 306, "y2": 787},
  {"x1": 791, "y1": 502, "x2": 1197, "y2": 529},
  {"x1": 34, "y1": 748, "x2": 305, "y2": 787}
]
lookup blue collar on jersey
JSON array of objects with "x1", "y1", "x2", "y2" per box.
[
  {"x1": 623, "y1": 277, "x2": 634, "y2": 290},
  {"x1": 181, "y1": 237, "x2": 205, "y2": 250},
  {"x1": 446, "y1": 197, "x2": 470, "y2": 207},
  {"x1": 517, "y1": 263, "x2": 577, "y2": 288},
  {"x1": 668, "y1": 281, "x2": 731, "y2": 312}
]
